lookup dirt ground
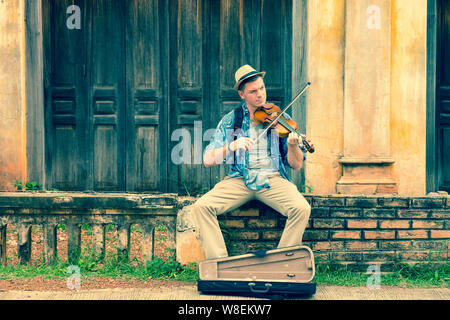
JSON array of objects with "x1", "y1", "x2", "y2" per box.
[
  {"x1": 0, "y1": 277, "x2": 192, "y2": 292},
  {"x1": 0, "y1": 224, "x2": 182, "y2": 292}
]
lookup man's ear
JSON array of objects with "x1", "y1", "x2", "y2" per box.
[{"x1": 237, "y1": 90, "x2": 245, "y2": 99}]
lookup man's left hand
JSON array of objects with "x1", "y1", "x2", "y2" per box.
[{"x1": 287, "y1": 132, "x2": 302, "y2": 147}]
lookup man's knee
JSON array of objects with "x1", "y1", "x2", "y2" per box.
[
  {"x1": 291, "y1": 199, "x2": 311, "y2": 219},
  {"x1": 192, "y1": 197, "x2": 218, "y2": 217}
]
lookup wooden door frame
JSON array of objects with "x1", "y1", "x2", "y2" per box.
[
  {"x1": 291, "y1": 0, "x2": 308, "y2": 190},
  {"x1": 24, "y1": 0, "x2": 307, "y2": 193},
  {"x1": 25, "y1": 0, "x2": 46, "y2": 188}
]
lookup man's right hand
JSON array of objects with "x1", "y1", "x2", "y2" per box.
[
  {"x1": 228, "y1": 137, "x2": 254, "y2": 152},
  {"x1": 204, "y1": 137, "x2": 254, "y2": 168}
]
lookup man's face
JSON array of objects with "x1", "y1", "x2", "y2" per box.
[{"x1": 238, "y1": 77, "x2": 266, "y2": 109}]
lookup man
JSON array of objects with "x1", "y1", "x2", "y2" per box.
[{"x1": 193, "y1": 64, "x2": 311, "y2": 260}]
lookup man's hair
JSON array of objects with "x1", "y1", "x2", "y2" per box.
[{"x1": 237, "y1": 75, "x2": 263, "y2": 92}]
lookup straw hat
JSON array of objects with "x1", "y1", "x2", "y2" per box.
[{"x1": 233, "y1": 64, "x2": 266, "y2": 90}]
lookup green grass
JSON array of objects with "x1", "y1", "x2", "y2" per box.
[
  {"x1": 0, "y1": 249, "x2": 199, "y2": 283},
  {"x1": 0, "y1": 251, "x2": 448, "y2": 288},
  {"x1": 314, "y1": 261, "x2": 450, "y2": 288}
]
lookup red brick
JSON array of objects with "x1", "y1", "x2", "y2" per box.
[
  {"x1": 346, "y1": 241, "x2": 377, "y2": 250},
  {"x1": 330, "y1": 209, "x2": 360, "y2": 218},
  {"x1": 230, "y1": 208, "x2": 259, "y2": 217},
  {"x1": 247, "y1": 219, "x2": 277, "y2": 228},
  {"x1": 397, "y1": 210, "x2": 428, "y2": 219},
  {"x1": 364, "y1": 231, "x2": 395, "y2": 239},
  {"x1": 331, "y1": 231, "x2": 361, "y2": 240},
  {"x1": 412, "y1": 220, "x2": 444, "y2": 229},
  {"x1": 310, "y1": 208, "x2": 329, "y2": 218},
  {"x1": 430, "y1": 230, "x2": 450, "y2": 239},
  {"x1": 347, "y1": 220, "x2": 377, "y2": 229},
  {"x1": 377, "y1": 197, "x2": 409, "y2": 207},
  {"x1": 430, "y1": 210, "x2": 448, "y2": 219},
  {"x1": 411, "y1": 198, "x2": 445, "y2": 208},
  {"x1": 331, "y1": 252, "x2": 363, "y2": 262},
  {"x1": 363, "y1": 251, "x2": 396, "y2": 262},
  {"x1": 397, "y1": 251, "x2": 443, "y2": 261},
  {"x1": 314, "y1": 252, "x2": 330, "y2": 262},
  {"x1": 313, "y1": 219, "x2": 345, "y2": 229},
  {"x1": 380, "y1": 220, "x2": 410, "y2": 229},
  {"x1": 303, "y1": 230, "x2": 329, "y2": 241},
  {"x1": 234, "y1": 231, "x2": 259, "y2": 240},
  {"x1": 363, "y1": 209, "x2": 395, "y2": 218},
  {"x1": 314, "y1": 242, "x2": 344, "y2": 251},
  {"x1": 397, "y1": 230, "x2": 428, "y2": 239},
  {"x1": 262, "y1": 231, "x2": 282, "y2": 240},
  {"x1": 410, "y1": 240, "x2": 448, "y2": 250},
  {"x1": 378, "y1": 241, "x2": 411, "y2": 250},
  {"x1": 313, "y1": 197, "x2": 345, "y2": 207},
  {"x1": 345, "y1": 198, "x2": 378, "y2": 208},
  {"x1": 221, "y1": 219, "x2": 245, "y2": 228}
]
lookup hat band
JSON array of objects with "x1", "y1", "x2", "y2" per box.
[{"x1": 238, "y1": 70, "x2": 259, "y2": 82}]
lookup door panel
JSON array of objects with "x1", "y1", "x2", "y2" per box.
[
  {"x1": 168, "y1": 0, "x2": 206, "y2": 193},
  {"x1": 125, "y1": 0, "x2": 167, "y2": 191},
  {"x1": 90, "y1": 0, "x2": 125, "y2": 190},
  {"x1": 44, "y1": 0, "x2": 88, "y2": 190}
]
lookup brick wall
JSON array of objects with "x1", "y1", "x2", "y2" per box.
[{"x1": 217, "y1": 195, "x2": 449, "y2": 270}]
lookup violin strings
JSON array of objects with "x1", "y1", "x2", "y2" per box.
[{"x1": 254, "y1": 82, "x2": 311, "y2": 144}]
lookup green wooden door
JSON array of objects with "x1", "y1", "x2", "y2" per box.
[
  {"x1": 43, "y1": 0, "x2": 292, "y2": 193},
  {"x1": 438, "y1": 0, "x2": 450, "y2": 192}
]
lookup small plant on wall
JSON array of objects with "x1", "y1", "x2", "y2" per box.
[{"x1": 14, "y1": 180, "x2": 42, "y2": 191}]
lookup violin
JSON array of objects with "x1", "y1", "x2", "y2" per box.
[
  {"x1": 252, "y1": 82, "x2": 314, "y2": 153},
  {"x1": 254, "y1": 104, "x2": 315, "y2": 153}
]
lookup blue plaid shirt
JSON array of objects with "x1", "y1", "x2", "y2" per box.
[{"x1": 205, "y1": 103, "x2": 306, "y2": 190}]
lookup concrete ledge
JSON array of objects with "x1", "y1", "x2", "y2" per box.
[
  {"x1": 0, "y1": 191, "x2": 180, "y2": 265},
  {"x1": 0, "y1": 191, "x2": 179, "y2": 210}
]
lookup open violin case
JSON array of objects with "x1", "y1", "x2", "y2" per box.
[{"x1": 197, "y1": 245, "x2": 316, "y2": 299}]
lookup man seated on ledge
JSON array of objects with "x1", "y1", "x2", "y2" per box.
[{"x1": 192, "y1": 64, "x2": 311, "y2": 260}]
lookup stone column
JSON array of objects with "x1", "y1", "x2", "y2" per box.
[
  {"x1": 336, "y1": 0, "x2": 397, "y2": 194},
  {"x1": 92, "y1": 224, "x2": 105, "y2": 260},
  {"x1": 117, "y1": 224, "x2": 131, "y2": 261},
  {"x1": 17, "y1": 224, "x2": 32, "y2": 265},
  {"x1": 67, "y1": 224, "x2": 81, "y2": 264},
  {"x1": 43, "y1": 224, "x2": 57, "y2": 264}
]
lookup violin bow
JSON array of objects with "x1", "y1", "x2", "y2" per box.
[{"x1": 254, "y1": 81, "x2": 311, "y2": 144}]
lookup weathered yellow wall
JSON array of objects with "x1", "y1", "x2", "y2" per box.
[
  {"x1": 0, "y1": 0, "x2": 26, "y2": 190},
  {"x1": 390, "y1": 0, "x2": 427, "y2": 195},
  {"x1": 306, "y1": 0, "x2": 428, "y2": 195},
  {"x1": 306, "y1": 0, "x2": 345, "y2": 194}
]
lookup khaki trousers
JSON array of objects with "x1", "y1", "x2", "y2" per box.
[{"x1": 192, "y1": 173, "x2": 311, "y2": 260}]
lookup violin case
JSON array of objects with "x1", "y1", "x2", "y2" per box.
[{"x1": 197, "y1": 245, "x2": 316, "y2": 299}]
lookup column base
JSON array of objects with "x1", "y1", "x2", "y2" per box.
[{"x1": 336, "y1": 157, "x2": 398, "y2": 194}]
